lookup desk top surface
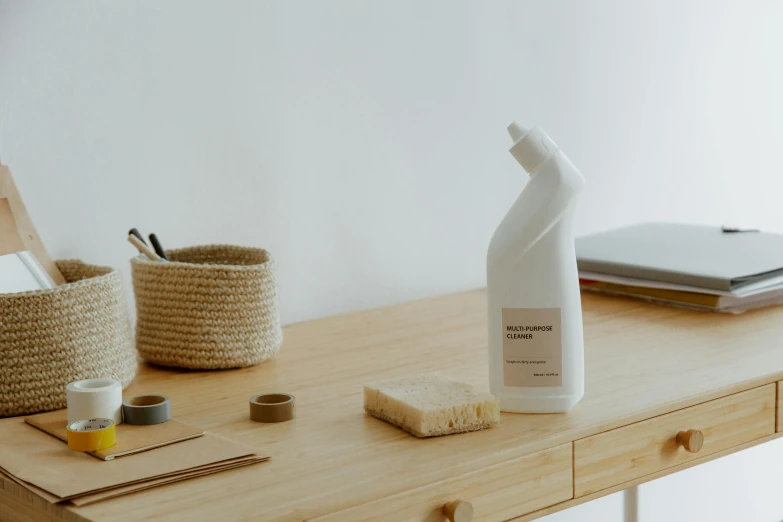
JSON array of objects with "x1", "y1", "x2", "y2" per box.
[{"x1": 62, "y1": 290, "x2": 783, "y2": 521}]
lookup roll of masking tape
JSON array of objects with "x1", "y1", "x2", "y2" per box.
[
  {"x1": 66, "y1": 418, "x2": 117, "y2": 452},
  {"x1": 249, "y1": 393, "x2": 295, "y2": 423},
  {"x1": 66, "y1": 378, "x2": 123, "y2": 425},
  {"x1": 122, "y1": 394, "x2": 171, "y2": 425}
]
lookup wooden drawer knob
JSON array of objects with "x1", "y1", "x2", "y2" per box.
[
  {"x1": 676, "y1": 429, "x2": 704, "y2": 453},
  {"x1": 443, "y1": 500, "x2": 473, "y2": 522}
]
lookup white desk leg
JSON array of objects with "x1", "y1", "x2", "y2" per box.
[{"x1": 623, "y1": 485, "x2": 639, "y2": 522}]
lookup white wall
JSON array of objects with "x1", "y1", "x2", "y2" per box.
[
  {"x1": 2, "y1": 1, "x2": 783, "y2": 520},
  {"x1": 3, "y1": 0, "x2": 783, "y2": 326}
]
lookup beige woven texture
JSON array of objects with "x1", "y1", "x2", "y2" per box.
[
  {"x1": 0, "y1": 261, "x2": 137, "y2": 418},
  {"x1": 131, "y1": 245, "x2": 282, "y2": 370}
]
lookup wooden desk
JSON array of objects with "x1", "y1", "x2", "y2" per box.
[{"x1": 2, "y1": 290, "x2": 783, "y2": 522}]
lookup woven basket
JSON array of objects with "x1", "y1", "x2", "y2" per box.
[
  {"x1": 131, "y1": 245, "x2": 282, "y2": 370},
  {"x1": 0, "y1": 261, "x2": 137, "y2": 418}
]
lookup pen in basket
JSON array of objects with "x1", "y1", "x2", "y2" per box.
[
  {"x1": 148, "y1": 233, "x2": 169, "y2": 261},
  {"x1": 127, "y1": 234, "x2": 165, "y2": 262},
  {"x1": 128, "y1": 228, "x2": 147, "y2": 246}
]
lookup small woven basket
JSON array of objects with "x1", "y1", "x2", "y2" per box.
[
  {"x1": 131, "y1": 245, "x2": 282, "y2": 370},
  {"x1": 0, "y1": 261, "x2": 137, "y2": 418}
]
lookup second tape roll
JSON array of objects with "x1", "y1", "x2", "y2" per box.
[
  {"x1": 66, "y1": 378, "x2": 124, "y2": 425},
  {"x1": 122, "y1": 394, "x2": 171, "y2": 425}
]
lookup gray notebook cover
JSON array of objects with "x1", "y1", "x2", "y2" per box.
[{"x1": 575, "y1": 223, "x2": 783, "y2": 291}]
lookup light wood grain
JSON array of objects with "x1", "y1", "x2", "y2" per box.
[
  {"x1": 0, "y1": 479, "x2": 87, "y2": 522},
  {"x1": 512, "y1": 431, "x2": 783, "y2": 521},
  {"x1": 0, "y1": 198, "x2": 26, "y2": 255},
  {"x1": 574, "y1": 384, "x2": 776, "y2": 497},
  {"x1": 2, "y1": 290, "x2": 783, "y2": 521},
  {"x1": 777, "y1": 381, "x2": 782, "y2": 432},
  {"x1": 311, "y1": 444, "x2": 572, "y2": 522}
]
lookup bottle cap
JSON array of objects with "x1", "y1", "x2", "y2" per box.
[{"x1": 507, "y1": 121, "x2": 558, "y2": 174}]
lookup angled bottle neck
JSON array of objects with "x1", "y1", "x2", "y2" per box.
[{"x1": 508, "y1": 123, "x2": 559, "y2": 174}]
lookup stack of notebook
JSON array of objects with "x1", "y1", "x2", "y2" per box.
[{"x1": 576, "y1": 223, "x2": 783, "y2": 313}]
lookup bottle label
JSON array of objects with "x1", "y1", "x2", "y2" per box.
[{"x1": 502, "y1": 307, "x2": 562, "y2": 387}]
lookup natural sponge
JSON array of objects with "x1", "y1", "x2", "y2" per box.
[{"x1": 363, "y1": 373, "x2": 500, "y2": 437}]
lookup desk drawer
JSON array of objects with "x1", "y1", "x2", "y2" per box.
[
  {"x1": 313, "y1": 443, "x2": 572, "y2": 522},
  {"x1": 574, "y1": 384, "x2": 776, "y2": 497}
]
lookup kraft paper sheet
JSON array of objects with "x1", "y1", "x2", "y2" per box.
[
  {"x1": 25, "y1": 409, "x2": 204, "y2": 460},
  {"x1": 0, "y1": 417, "x2": 267, "y2": 501}
]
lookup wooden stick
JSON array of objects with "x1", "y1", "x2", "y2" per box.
[{"x1": 128, "y1": 234, "x2": 162, "y2": 261}]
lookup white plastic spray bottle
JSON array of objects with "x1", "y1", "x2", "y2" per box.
[{"x1": 486, "y1": 122, "x2": 586, "y2": 413}]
